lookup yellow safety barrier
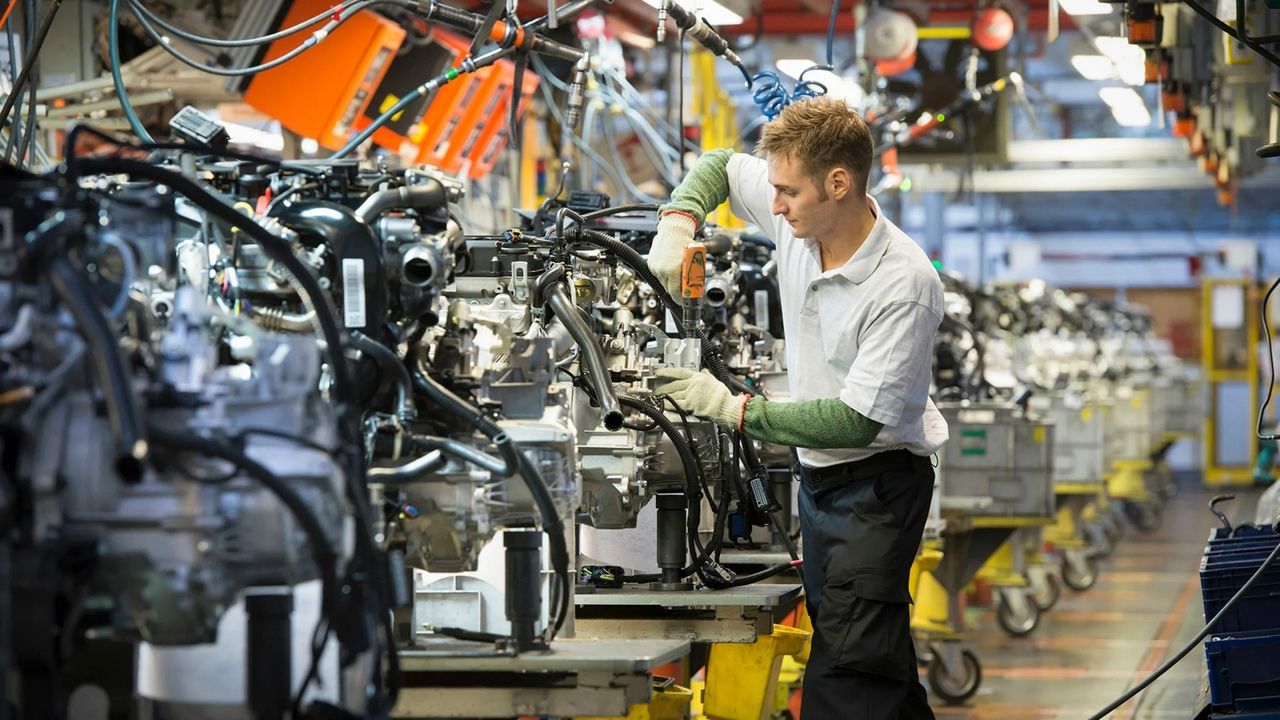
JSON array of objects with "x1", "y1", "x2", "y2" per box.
[{"x1": 702, "y1": 624, "x2": 810, "y2": 720}]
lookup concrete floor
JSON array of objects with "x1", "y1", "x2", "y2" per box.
[{"x1": 927, "y1": 476, "x2": 1264, "y2": 720}]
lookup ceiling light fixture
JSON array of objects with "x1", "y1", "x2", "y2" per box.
[
  {"x1": 1071, "y1": 55, "x2": 1116, "y2": 80},
  {"x1": 641, "y1": 0, "x2": 744, "y2": 26},
  {"x1": 1059, "y1": 0, "x2": 1113, "y2": 14},
  {"x1": 1093, "y1": 36, "x2": 1146, "y2": 86},
  {"x1": 1098, "y1": 86, "x2": 1151, "y2": 126}
]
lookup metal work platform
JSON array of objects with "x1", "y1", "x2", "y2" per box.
[
  {"x1": 392, "y1": 638, "x2": 690, "y2": 718},
  {"x1": 574, "y1": 583, "x2": 804, "y2": 643}
]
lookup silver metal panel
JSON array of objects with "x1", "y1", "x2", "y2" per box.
[
  {"x1": 574, "y1": 616, "x2": 765, "y2": 643},
  {"x1": 397, "y1": 638, "x2": 690, "y2": 673},
  {"x1": 392, "y1": 678, "x2": 650, "y2": 718},
  {"x1": 936, "y1": 401, "x2": 1055, "y2": 517},
  {"x1": 574, "y1": 583, "x2": 803, "y2": 608}
]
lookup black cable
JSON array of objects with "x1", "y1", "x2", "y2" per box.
[
  {"x1": 1259, "y1": 273, "x2": 1280, "y2": 440},
  {"x1": 411, "y1": 364, "x2": 572, "y2": 637},
  {"x1": 18, "y1": 0, "x2": 37, "y2": 168},
  {"x1": 63, "y1": 125, "x2": 329, "y2": 178},
  {"x1": 578, "y1": 203, "x2": 661, "y2": 220},
  {"x1": 1177, "y1": 0, "x2": 1280, "y2": 66},
  {"x1": 147, "y1": 423, "x2": 340, "y2": 595},
  {"x1": 42, "y1": 237, "x2": 147, "y2": 483},
  {"x1": 1086, "y1": 540, "x2": 1280, "y2": 719},
  {"x1": 3, "y1": 12, "x2": 18, "y2": 161},
  {"x1": 0, "y1": 0, "x2": 58, "y2": 134},
  {"x1": 676, "y1": 29, "x2": 686, "y2": 175}
]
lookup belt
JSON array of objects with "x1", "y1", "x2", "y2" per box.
[{"x1": 800, "y1": 448, "x2": 920, "y2": 484}]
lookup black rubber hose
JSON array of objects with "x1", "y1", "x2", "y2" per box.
[
  {"x1": 571, "y1": 228, "x2": 686, "y2": 339},
  {"x1": 350, "y1": 331, "x2": 415, "y2": 419},
  {"x1": 148, "y1": 424, "x2": 339, "y2": 599},
  {"x1": 46, "y1": 253, "x2": 147, "y2": 483},
  {"x1": 546, "y1": 283, "x2": 624, "y2": 432},
  {"x1": 571, "y1": 228, "x2": 760, "y2": 398},
  {"x1": 354, "y1": 180, "x2": 448, "y2": 224},
  {"x1": 411, "y1": 364, "x2": 572, "y2": 636},
  {"x1": 270, "y1": 201, "x2": 388, "y2": 334}
]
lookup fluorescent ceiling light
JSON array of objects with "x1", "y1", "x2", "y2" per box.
[
  {"x1": 1109, "y1": 103, "x2": 1151, "y2": 126},
  {"x1": 1098, "y1": 86, "x2": 1144, "y2": 109},
  {"x1": 1098, "y1": 86, "x2": 1150, "y2": 125},
  {"x1": 1071, "y1": 55, "x2": 1116, "y2": 80},
  {"x1": 1059, "y1": 0, "x2": 1113, "y2": 14},
  {"x1": 641, "y1": 0, "x2": 744, "y2": 26},
  {"x1": 1094, "y1": 36, "x2": 1146, "y2": 85}
]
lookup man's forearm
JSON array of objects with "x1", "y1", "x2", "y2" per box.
[
  {"x1": 660, "y1": 148, "x2": 734, "y2": 223},
  {"x1": 742, "y1": 396, "x2": 884, "y2": 449}
]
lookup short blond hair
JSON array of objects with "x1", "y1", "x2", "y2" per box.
[{"x1": 755, "y1": 96, "x2": 873, "y2": 200}]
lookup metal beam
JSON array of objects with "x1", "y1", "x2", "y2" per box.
[{"x1": 901, "y1": 166, "x2": 1280, "y2": 193}]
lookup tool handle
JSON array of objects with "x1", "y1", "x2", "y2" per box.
[{"x1": 681, "y1": 243, "x2": 706, "y2": 299}]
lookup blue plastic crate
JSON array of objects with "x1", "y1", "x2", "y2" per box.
[
  {"x1": 1207, "y1": 630, "x2": 1280, "y2": 714},
  {"x1": 1201, "y1": 536, "x2": 1280, "y2": 634},
  {"x1": 1210, "y1": 525, "x2": 1277, "y2": 543}
]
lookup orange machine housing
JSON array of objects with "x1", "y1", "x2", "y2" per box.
[
  {"x1": 243, "y1": 0, "x2": 405, "y2": 151},
  {"x1": 356, "y1": 27, "x2": 538, "y2": 179}
]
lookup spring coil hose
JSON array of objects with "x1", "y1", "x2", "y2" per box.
[{"x1": 750, "y1": 67, "x2": 831, "y2": 120}]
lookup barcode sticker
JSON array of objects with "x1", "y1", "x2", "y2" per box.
[{"x1": 342, "y1": 258, "x2": 366, "y2": 328}]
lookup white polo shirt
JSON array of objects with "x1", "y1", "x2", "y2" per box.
[{"x1": 725, "y1": 153, "x2": 949, "y2": 468}]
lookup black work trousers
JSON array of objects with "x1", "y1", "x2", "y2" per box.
[{"x1": 797, "y1": 449, "x2": 936, "y2": 720}]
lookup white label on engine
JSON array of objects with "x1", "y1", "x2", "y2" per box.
[
  {"x1": 342, "y1": 258, "x2": 367, "y2": 328},
  {"x1": 754, "y1": 290, "x2": 770, "y2": 329}
]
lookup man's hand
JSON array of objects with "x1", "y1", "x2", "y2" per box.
[
  {"x1": 654, "y1": 367, "x2": 748, "y2": 429},
  {"x1": 649, "y1": 212, "x2": 698, "y2": 299}
]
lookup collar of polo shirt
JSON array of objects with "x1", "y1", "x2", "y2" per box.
[{"x1": 808, "y1": 196, "x2": 892, "y2": 285}]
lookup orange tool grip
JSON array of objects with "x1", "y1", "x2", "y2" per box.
[{"x1": 681, "y1": 243, "x2": 706, "y2": 299}]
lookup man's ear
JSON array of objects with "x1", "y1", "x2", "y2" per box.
[{"x1": 828, "y1": 166, "x2": 851, "y2": 200}]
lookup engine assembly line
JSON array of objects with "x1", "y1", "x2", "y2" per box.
[{"x1": 2, "y1": 0, "x2": 1280, "y2": 718}]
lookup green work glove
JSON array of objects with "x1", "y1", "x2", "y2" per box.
[
  {"x1": 649, "y1": 212, "x2": 697, "y2": 300},
  {"x1": 654, "y1": 367, "x2": 748, "y2": 429}
]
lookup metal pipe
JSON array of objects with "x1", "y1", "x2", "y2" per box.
[
  {"x1": 249, "y1": 306, "x2": 317, "y2": 333},
  {"x1": 412, "y1": 434, "x2": 514, "y2": 476},
  {"x1": 367, "y1": 450, "x2": 446, "y2": 482},
  {"x1": 546, "y1": 283, "x2": 623, "y2": 432},
  {"x1": 401, "y1": 244, "x2": 445, "y2": 288}
]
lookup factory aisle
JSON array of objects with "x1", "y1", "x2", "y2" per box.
[{"x1": 934, "y1": 475, "x2": 1264, "y2": 720}]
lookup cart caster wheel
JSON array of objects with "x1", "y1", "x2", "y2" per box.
[
  {"x1": 927, "y1": 649, "x2": 982, "y2": 705},
  {"x1": 1087, "y1": 523, "x2": 1116, "y2": 558},
  {"x1": 996, "y1": 592, "x2": 1040, "y2": 637},
  {"x1": 1124, "y1": 501, "x2": 1163, "y2": 533},
  {"x1": 1030, "y1": 572, "x2": 1060, "y2": 612},
  {"x1": 1062, "y1": 553, "x2": 1098, "y2": 591}
]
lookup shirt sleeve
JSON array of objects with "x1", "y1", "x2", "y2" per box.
[
  {"x1": 726, "y1": 154, "x2": 776, "y2": 233},
  {"x1": 839, "y1": 300, "x2": 942, "y2": 427}
]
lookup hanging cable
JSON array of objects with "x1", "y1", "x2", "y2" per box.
[
  {"x1": 108, "y1": 0, "x2": 152, "y2": 141},
  {"x1": 0, "y1": 0, "x2": 59, "y2": 136},
  {"x1": 126, "y1": 0, "x2": 363, "y2": 48},
  {"x1": 129, "y1": 0, "x2": 398, "y2": 78}
]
